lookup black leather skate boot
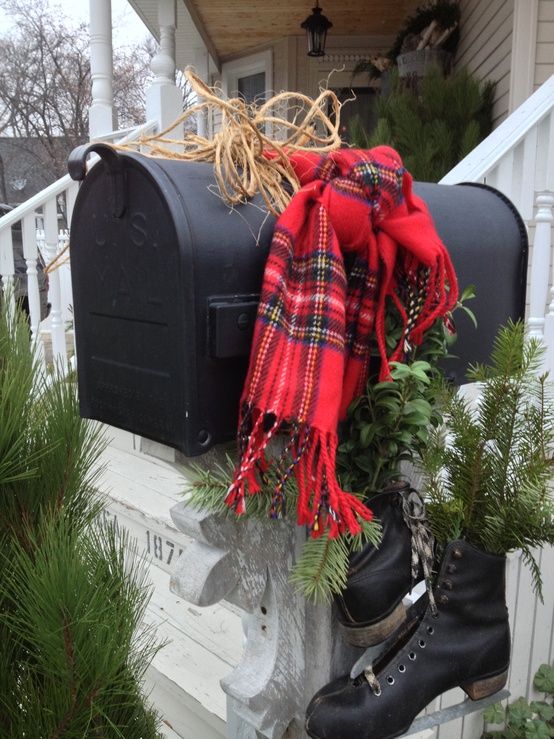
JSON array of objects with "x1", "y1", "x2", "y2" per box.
[
  {"x1": 336, "y1": 483, "x2": 434, "y2": 647},
  {"x1": 307, "y1": 539, "x2": 510, "y2": 739}
]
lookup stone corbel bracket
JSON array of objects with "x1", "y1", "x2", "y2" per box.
[{"x1": 170, "y1": 502, "x2": 356, "y2": 738}]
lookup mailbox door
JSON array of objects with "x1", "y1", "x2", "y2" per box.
[{"x1": 70, "y1": 155, "x2": 194, "y2": 452}]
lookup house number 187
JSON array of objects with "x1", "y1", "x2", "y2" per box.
[{"x1": 146, "y1": 530, "x2": 183, "y2": 565}]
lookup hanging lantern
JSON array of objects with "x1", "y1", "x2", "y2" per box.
[{"x1": 301, "y1": 1, "x2": 332, "y2": 57}]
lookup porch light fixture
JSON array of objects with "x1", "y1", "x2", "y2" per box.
[{"x1": 301, "y1": 1, "x2": 332, "y2": 57}]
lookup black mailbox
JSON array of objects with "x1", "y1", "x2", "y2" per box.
[{"x1": 68, "y1": 144, "x2": 527, "y2": 456}]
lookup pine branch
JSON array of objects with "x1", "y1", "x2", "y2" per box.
[
  {"x1": 290, "y1": 517, "x2": 381, "y2": 603},
  {"x1": 418, "y1": 321, "x2": 554, "y2": 595}
]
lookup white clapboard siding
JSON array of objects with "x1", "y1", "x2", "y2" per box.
[
  {"x1": 456, "y1": 0, "x2": 514, "y2": 125},
  {"x1": 536, "y1": 0, "x2": 554, "y2": 87}
]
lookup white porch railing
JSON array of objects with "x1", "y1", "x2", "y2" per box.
[
  {"x1": 0, "y1": 120, "x2": 157, "y2": 374},
  {"x1": 434, "y1": 76, "x2": 554, "y2": 738},
  {"x1": 440, "y1": 74, "x2": 554, "y2": 368}
]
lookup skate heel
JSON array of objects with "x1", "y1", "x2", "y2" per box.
[{"x1": 461, "y1": 669, "x2": 508, "y2": 701}]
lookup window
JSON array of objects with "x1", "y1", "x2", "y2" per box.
[
  {"x1": 331, "y1": 87, "x2": 378, "y2": 144},
  {"x1": 222, "y1": 50, "x2": 273, "y2": 103},
  {"x1": 237, "y1": 71, "x2": 266, "y2": 104}
]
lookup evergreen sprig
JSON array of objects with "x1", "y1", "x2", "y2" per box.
[
  {"x1": 289, "y1": 517, "x2": 382, "y2": 604},
  {"x1": 0, "y1": 301, "x2": 162, "y2": 737},
  {"x1": 418, "y1": 321, "x2": 554, "y2": 597},
  {"x1": 351, "y1": 66, "x2": 495, "y2": 182},
  {"x1": 184, "y1": 455, "x2": 382, "y2": 603}
]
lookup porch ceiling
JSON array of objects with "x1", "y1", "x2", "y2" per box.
[
  {"x1": 188, "y1": 0, "x2": 422, "y2": 60},
  {"x1": 129, "y1": 1, "x2": 422, "y2": 70}
]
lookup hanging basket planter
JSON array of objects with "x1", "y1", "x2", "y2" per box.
[{"x1": 396, "y1": 48, "x2": 453, "y2": 78}]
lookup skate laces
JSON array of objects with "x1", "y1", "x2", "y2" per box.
[
  {"x1": 362, "y1": 488, "x2": 437, "y2": 695},
  {"x1": 363, "y1": 665, "x2": 382, "y2": 696},
  {"x1": 401, "y1": 488, "x2": 437, "y2": 617}
]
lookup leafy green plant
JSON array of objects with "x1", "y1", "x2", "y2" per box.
[
  {"x1": 419, "y1": 321, "x2": 554, "y2": 597},
  {"x1": 351, "y1": 66, "x2": 495, "y2": 182},
  {"x1": 337, "y1": 359, "x2": 438, "y2": 494},
  {"x1": 337, "y1": 285, "x2": 476, "y2": 495},
  {"x1": 0, "y1": 300, "x2": 162, "y2": 737},
  {"x1": 483, "y1": 663, "x2": 554, "y2": 739}
]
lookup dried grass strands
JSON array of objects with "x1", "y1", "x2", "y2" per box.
[
  {"x1": 45, "y1": 71, "x2": 342, "y2": 274},
  {"x1": 116, "y1": 68, "x2": 343, "y2": 216}
]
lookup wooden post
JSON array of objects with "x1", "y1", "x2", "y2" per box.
[
  {"x1": 146, "y1": 0, "x2": 184, "y2": 142},
  {"x1": 169, "y1": 499, "x2": 362, "y2": 738},
  {"x1": 88, "y1": 0, "x2": 115, "y2": 138},
  {"x1": 194, "y1": 47, "x2": 209, "y2": 138}
]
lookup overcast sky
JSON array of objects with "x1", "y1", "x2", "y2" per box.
[{"x1": 0, "y1": 0, "x2": 151, "y2": 47}]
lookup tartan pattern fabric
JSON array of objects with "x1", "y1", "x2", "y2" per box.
[{"x1": 226, "y1": 146, "x2": 458, "y2": 538}]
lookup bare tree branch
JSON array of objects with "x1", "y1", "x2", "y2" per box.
[{"x1": 0, "y1": 0, "x2": 155, "y2": 180}]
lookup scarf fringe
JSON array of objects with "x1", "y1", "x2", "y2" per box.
[
  {"x1": 376, "y1": 255, "x2": 458, "y2": 381},
  {"x1": 225, "y1": 411, "x2": 373, "y2": 538}
]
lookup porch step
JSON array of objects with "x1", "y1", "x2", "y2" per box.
[
  {"x1": 98, "y1": 442, "x2": 190, "y2": 575},
  {"x1": 144, "y1": 566, "x2": 242, "y2": 739},
  {"x1": 97, "y1": 440, "x2": 242, "y2": 737}
]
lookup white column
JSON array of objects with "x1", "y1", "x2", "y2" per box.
[
  {"x1": 89, "y1": 0, "x2": 115, "y2": 139},
  {"x1": 194, "y1": 47, "x2": 209, "y2": 137},
  {"x1": 146, "y1": 0, "x2": 184, "y2": 142}
]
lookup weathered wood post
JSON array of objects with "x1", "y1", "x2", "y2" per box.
[{"x1": 169, "y1": 477, "x2": 363, "y2": 739}]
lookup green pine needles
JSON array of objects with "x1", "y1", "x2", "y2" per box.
[
  {"x1": 186, "y1": 453, "x2": 382, "y2": 604},
  {"x1": 0, "y1": 301, "x2": 161, "y2": 737},
  {"x1": 419, "y1": 321, "x2": 554, "y2": 598},
  {"x1": 351, "y1": 66, "x2": 495, "y2": 182}
]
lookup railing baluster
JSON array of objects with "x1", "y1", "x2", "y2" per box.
[
  {"x1": 66, "y1": 181, "x2": 79, "y2": 225},
  {"x1": 528, "y1": 192, "x2": 554, "y2": 342},
  {"x1": 520, "y1": 126, "x2": 539, "y2": 221},
  {"x1": 44, "y1": 199, "x2": 68, "y2": 372},
  {"x1": 491, "y1": 152, "x2": 516, "y2": 201},
  {"x1": 537, "y1": 193, "x2": 554, "y2": 369},
  {"x1": 0, "y1": 227, "x2": 16, "y2": 318},
  {"x1": 22, "y1": 213, "x2": 45, "y2": 366}
]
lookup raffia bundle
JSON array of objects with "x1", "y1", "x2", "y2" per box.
[
  {"x1": 46, "y1": 70, "x2": 343, "y2": 273},
  {"x1": 116, "y1": 68, "x2": 343, "y2": 216}
]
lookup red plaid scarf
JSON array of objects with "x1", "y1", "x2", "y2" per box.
[{"x1": 226, "y1": 146, "x2": 458, "y2": 538}]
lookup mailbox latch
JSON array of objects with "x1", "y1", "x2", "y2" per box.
[{"x1": 208, "y1": 296, "x2": 259, "y2": 359}]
